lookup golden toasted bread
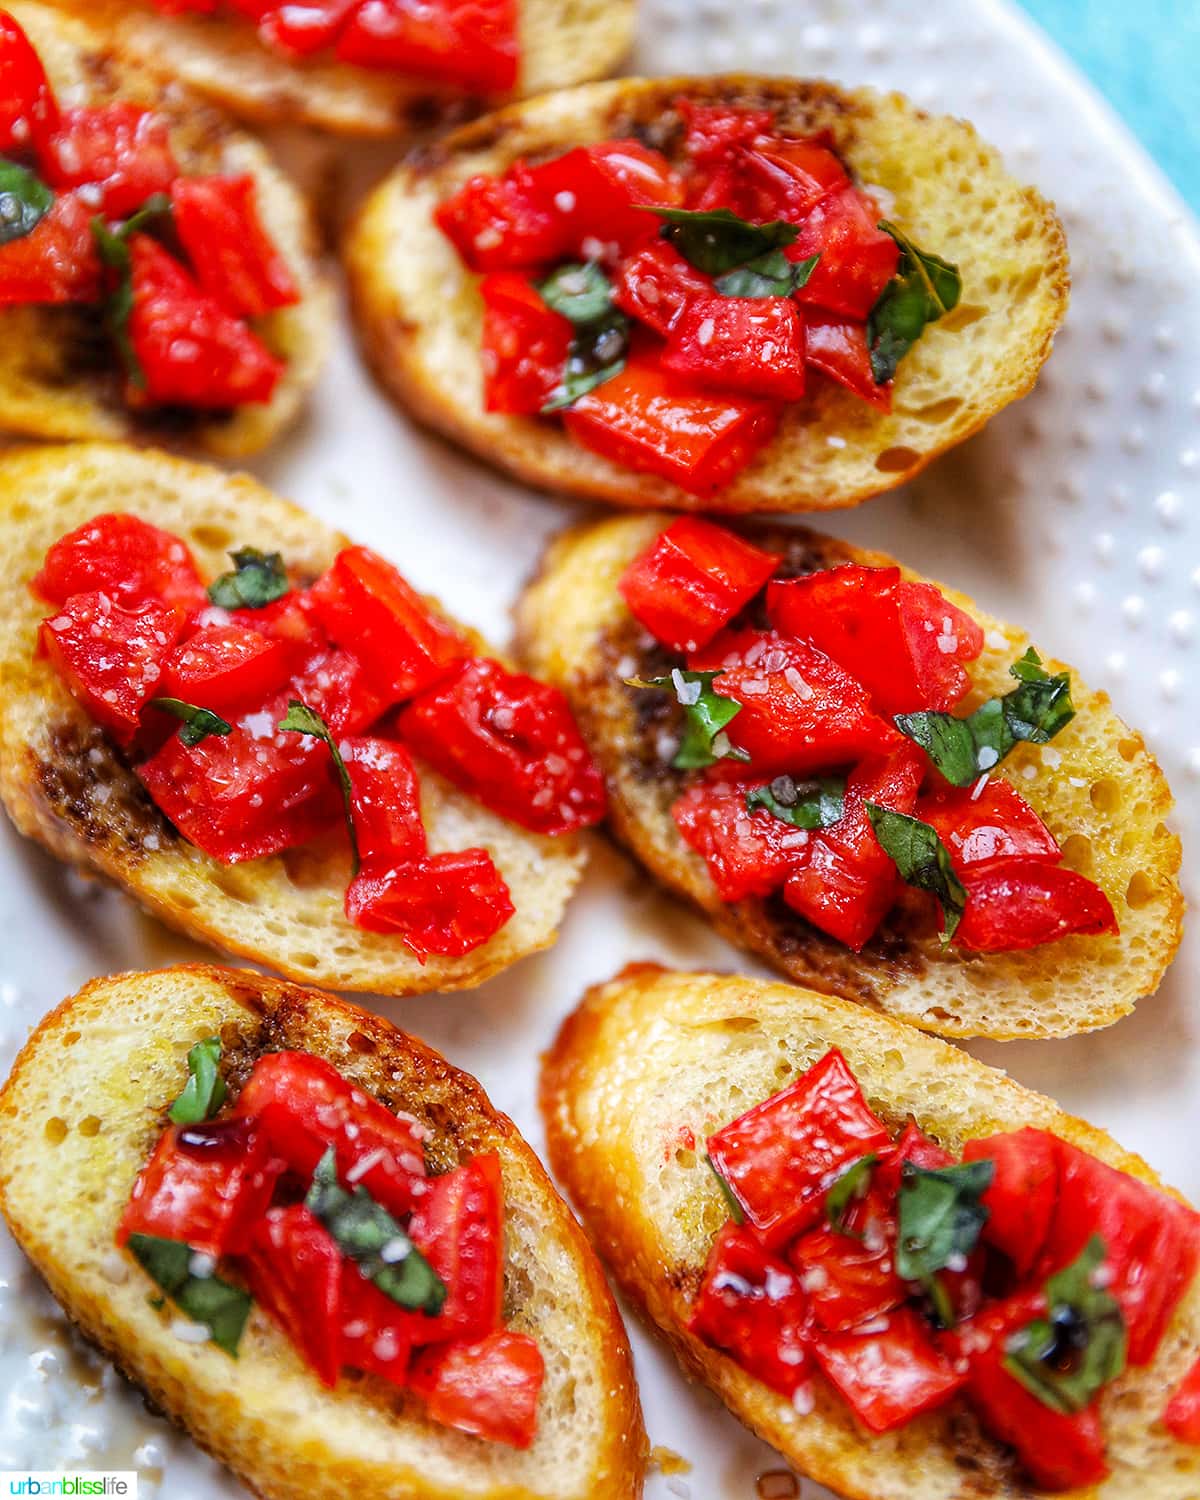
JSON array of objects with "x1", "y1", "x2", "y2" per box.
[
  {"x1": 541, "y1": 964, "x2": 1200, "y2": 1500},
  {"x1": 0, "y1": 443, "x2": 590, "y2": 995},
  {"x1": 515, "y1": 513, "x2": 1182, "y2": 1039},
  {"x1": 0, "y1": 2, "x2": 332, "y2": 458},
  {"x1": 0, "y1": 963, "x2": 646, "y2": 1500},
  {"x1": 344, "y1": 76, "x2": 1068, "y2": 514}
]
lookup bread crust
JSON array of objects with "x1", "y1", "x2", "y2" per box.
[
  {"x1": 0, "y1": 1, "x2": 333, "y2": 458},
  {"x1": 0, "y1": 442, "x2": 589, "y2": 995},
  {"x1": 515, "y1": 513, "x2": 1183, "y2": 1040},
  {"x1": 0, "y1": 963, "x2": 646, "y2": 1500},
  {"x1": 344, "y1": 75, "x2": 1069, "y2": 514},
  {"x1": 540, "y1": 964, "x2": 1200, "y2": 1500}
]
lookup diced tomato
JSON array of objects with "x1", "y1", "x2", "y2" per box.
[
  {"x1": 688, "y1": 1224, "x2": 812, "y2": 1398},
  {"x1": 706, "y1": 1049, "x2": 890, "y2": 1248},
  {"x1": 618, "y1": 518, "x2": 778, "y2": 655},
  {"x1": 435, "y1": 162, "x2": 571, "y2": 273},
  {"x1": 228, "y1": 589, "x2": 323, "y2": 645},
  {"x1": 611, "y1": 239, "x2": 712, "y2": 338},
  {"x1": 874, "y1": 1120, "x2": 952, "y2": 1199},
  {"x1": 160, "y1": 623, "x2": 296, "y2": 713},
  {"x1": 788, "y1": 1222, "x2": 905, "y2": 1335},
  {"x1": 309, "y1": 546, "x2": 469, "y2": 706},
  {"x1": 40, "y1": 591, "x2": 181, "y2": 745},
  {"x1": 396, "y1": 656, "x2": 606, "y2": 835},
  {"x1": 691, "y1": 629, "x2": 901, "y2": 777},
  {"x1": 243, "y1": 1205, "x2": 343, "y2": 1388},
  {"x1": 528, "y1": 140, "x2": 685, "y2": 257},
  {"x1": 127, "y1": 236, "x2": 284, "y2": 408},
  {"x1": 672, "y1": 771, "x2": 810, "y2": 902},
  {"x1": 33, "y1": 512, "x2": 206, "y2": 617},
  {"x1": 0, "y1": 11, "x2": 59, "y2": 156},
  {"x1": 236, "y1": 1050, "x2": 428, "y2": 1221},
  {"x1": 0, "y1": 192, "x2": 102, "y2": 306},
  {"x1": 766, "y1": 564, "x2": 984, "y2": 718},
  {"x1": 677, "y1": 100, "x2": 774, "y2": 168},
  {"x1": 339, "y1": 1265, "x2": 412, "y2": 1385},
  {"x1": 288, "y1": 645, "x2": 391, "y2": 737},
  {"x1": 42, "y1": 104, "x2": 178, "y2": 220},
  {"x1": 335, "y1": 0, "x2": 520, "y2": 95},
  {"x1": 117, "y1": 1119, "x2": 281, "y2": 1258},
  {"x1": 1166, "y1": 1357, "x2": 1200, "y2": 1445},
  {"x1": 478, "y1": 271, "x2": 571, "y2": 414},
  {"x1": 918, "y1": 781, "x2": 1061, "y2": 874},
  {"x1": 955, "y1": 860, "x2": 1118, "y2": 952},
  {"x1": 961, "y1": 1128, "x2": 1058, "y2": 1280},
  {"x1": 812, "y1": 1306, "x2": 965, "y2": 1434},
  {"x1": 409, "y1": 1330, "x2": 544, "y2": 1449},
  {"x1": 792, "y1": 184, "x2": 900, "y2": 321},
  {"x1": 345, "y1": 848, "x2": 515, "y2": 958},
  {"x1": 342, "y1": 736, "x2": 426, "y2": 865},
  {"x1": 733, "y1": 144, "x2": 849, "y2": 225},
  {"x1": 170, "y1": 174, "x2": 298, "y2": 318},
  {"x1": 663, "y1": 295, "x2": 807, "y2": 402},
  {"x1": 406, "y1": 1153, "x2": 504, "y2": 1344},
  {"x1": 249, "y1": 0, "x2": 359, "y2": 57},
  {"x1": 804, "y1": 311, "x2": 891, "y2": 412}
]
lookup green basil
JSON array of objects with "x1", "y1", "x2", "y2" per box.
[
  {"x1": 168, "y1": 1036, "x2": 227, "y2": 1125},
  {"x1": 537, "y1": 260, "x2": 614, "y2": 324},
  {"x1": 650, "y1": 206, "x2": 799, "y2": 275},
  {"x1": 534, "y1": 261, "x2": 630, "y2": 412},
  {"x1": 626, "y1": 669, "x2": 748, "y2": 771},
  {"x1": 1003, "y1": 1236, "x2": 1127, "y2": 1413},
  {"x1": 895, "y1": 649, "x2": 1076, "y2": 787},
  {"x1": 715, "y1": 250, "x2": 820, "y2": 299},
  {"x1": 825, "y1": 1153, "x2": 878, "y2": 1238},
  {"x1": 277, "y1": 700, "x2": 359, "y2": 874},
  {"x1": 151, "y1": 697, "x2": 233, "y2": 749},
  {"x1": 0, "y1": 158, "x2": 54, "y2": 245},
  {"x1": 90, "y1": 194, "x2": 173, "y2": 391},
  {"x1": 867, "y1": 221, "x2": 961, "y2": 384},
  {"x1": 746, "y1": 774, "x2": 844, "y2": 830},
  {"x1": 705, "y1": 1154, "x2": 745, "y2": 1225},
  {"x1": 896, "y1": 1158, "x2": 994, "y2": 1327},
  {"x1": 208, "y1": 547, "x2": 290, "y2": 610},
  {"x1": 127, "y1": 1234, "x2": 251, "y2": 1357},
  {"x1": 866, "y1": 804, "x2": 967, "y2": 941},
  {"x1": 305, "y1": 1148, "x2": 446, "y2": 1316}
]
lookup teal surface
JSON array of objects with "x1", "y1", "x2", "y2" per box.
[{"x1": 1018, "y1": 0, "x2": 1200, "y2": 210}]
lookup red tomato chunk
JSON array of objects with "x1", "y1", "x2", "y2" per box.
[
  {"x1": 409, "y1": 1330, "x2": 545, "y2": 1449},
  {"x1": 161, "y1": 623, "x2": 297, "y2": 712},
  {"x1": 663, "y1": 295, "x2": 807, "y2": 402},
  {"x1": 32, "y1": 512, "x2": 207, "y2": 618},
  {"x1": 479, "y1": 271, "x2": 572, "y2": 414},
  {"x1": 245, "y1": 1204, "x2": 344, "y2": 1387},
  {"x1": 0, "y1": 193, "x2": 102, "y2": 306},
  {"x1": 672, "y1": 771, "x2": 810, "y2": 903},
  {"x1": 345, "y1": 848, "x2": 515, "y2": 959},
  {"x1": 955, "y1": 861, "x2": 1118, "y2": 952},
  {"x1": 1166, "y1": 1357, "x2": 1200, "y2": 1445},
  {"x1": 171, "y1": 175, "x2": 299, "y2": 318},
  {"x1": 0, "y1": 11, "x2": 58, "y2": 156},
  {"x1": 42, "y1": 104, "x2": 179, "y2": 220},
  {"x1": 812, "y1": 1306, "x2": 964, "y2": 1434}
]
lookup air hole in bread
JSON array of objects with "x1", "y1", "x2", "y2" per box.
[
  {"x1": 941, "y1": 303, "x2": 987, "y2": 331},
  {"x1": 293, "y1": 952, "x2": 321, "y2": 970},
  {"x1": 1117, "y1": 735, "x2": 1141, "y2": 762},
  {"x1": 1126, "y1": 870, "x2": 1156, "y2": 910},
  {"x1": 1090, "y1": 778, "x2": 1122, "y2": 815},
  {"x1": 911, "y1": 397, "x2": 963, "y2": 424},
  {"x1": 191, "y1": 524, "x2": 234, "y2": 550},
  {"x1": 212, "y1": 869, "x2": 256, "y2": 904},
  {"x1": 875, "y1": 446, "x2": 921, "y2": 473},
  {"x1": 61, "y1": 1030, "x2": 81, "y2": 1047},
  {"x1": 346, "y1": 1030, "x2": 376, "y2": 1055},
  {"x1": 674, "y1": 1148, "x2": 697, "y2": 1169},
  {"x1": 1060, "y1": 833, "x2": 1093, "y2": 872},
  {"x1": 44, "y1": 1117, "x2": 68, "y2": 1144},
  {"x1": 78, "y1": 1115, "x2": 101, "y2": 1137},
  {"x1": 170, "y1": 889, "x2": 199, "y2": 910}
]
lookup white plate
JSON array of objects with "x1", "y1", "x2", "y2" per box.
[{"x1": 2, "y1": 2, "x2": 1199, "y2": 1496}]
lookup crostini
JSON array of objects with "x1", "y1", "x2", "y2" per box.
[
  {"x1": 345, "y1": 76, "x2": 1068, "y2": 513},
  {"x1": 0, "y1": 2, "x2": 332, "y2": 456},
  {"x1": 0, "y1": 443, "x2": 604, "y2": 994},
  {"x1": 0, "y1": 963, "x2": 645, "y2": 1500},
  {"x1": 516, "y1": 513, "x2": 1181, "y2": 1039},
  {"x1": 541, "y1": 964, "x2": 1200, "y2": 1499},
  {"x1": 39, "y1": 0, "x2": 634, "y2": 137}
]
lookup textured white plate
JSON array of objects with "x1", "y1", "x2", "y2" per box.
[{"x1": 2, "y1": 2, "x2": 1199, "y2": 1496}]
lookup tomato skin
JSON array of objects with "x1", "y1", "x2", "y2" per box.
[
  {"x1": 342, "y1": 736, "x2": 427, "y2": 865},
  {"x1": 244, "y1": 1205, "x2": 343, "y2": 1388},
  {"x1": 672, "y1": 770, "x2": 811, "y2": 903},
  {"x1": 677, "y1": 100, "x2": 774, "y2": 169},
  {"x1": 662, "y1": 295, "x2": 807, "y2": 402},
  {"x1": 527, "y1": 140, "x2": 686, "y2": 258},
  {"x1": 0, "y1": 192, "x2": 102, "y2": 306},
  {"x1": 478, "y1": 271, "x2": 571, "y2": 414},
  {"x1": 611, "y1": 240, "x2": 712, "y2": 338},
  {"x1": 918, "y1": 781, "x2": 1061, "y2": 873},
  {"x1": 287, "y1": 644, "x2": 391, "y2": 737},
  {"x1": 338, "y1": 1266, "x2": 412, "y2": 1385},
  {"x1": 812, "y1": 1306, "x2": 965, "y2": 1434},
  {"x1": 335, "y1": 0, "x2": 520, "y2": 94},
  {"x1": 117, "y1": 1119, "x2": 281, "y2": 1258},
  {"x1": 160, "y1": 623, "x2": 297, "y2": 713},
  {"x1": 706, "y1": 1048, "x2": 891, "y2": 1248},
  {"x1": 397, "y1": 657, "x2": 606, "y2": 835},
  {"x1": 618, "y1": 518, "x2": 778, "y2": 655},
  {"x1": 345, "y1": 848, "x2": 515, "y2": 958},
  {"x1": 955, "y1": 860, "x2": 1118, "y2": 952},
  {"x1": 171, "y1": 174, "x2": 298, "y2": 317},
  {"x1": 42, "y1": 104, "x2": 178, "y2": 220},
  {"x1": 961, "y1": 1128, "x2": 1058, "y2": 1280},
  {"x1": 1166, "y1": 1356, "x2": 1200, "y2": 1445},
  {"x1": 33, "y1": 512, "x2": 206, "y2": 617},
  {"x1": 688, "y1": 1224, "x2": 812, "y2": 1398},
  {"x1": 733, "y1": 144, "x2": 848, "y2": 224},
  {"x1": 792, "y1": 184, "x2": 901, "y2": 321},
  {"x1": 0, "y1": 11, "x2": 59, "y2": 156},
  {"x1": 409, "y1": 1330, "x2": 545, "y2": 1449},
  {"x1": 405, "y1": 1153, "x2": 505, "y2": 1344},
  {"x1": 788, "y1": 1221, "x2": 905, "y2": 1334},
  {"x1": 435, "y1": 162, "x2": 571, "y2": 273},
  {"x1": 804, "y1": 312, "x2": 892, "y2": 411},
  {"x1": 250, "y1": 0, "x2": 359, "y2": 57}
]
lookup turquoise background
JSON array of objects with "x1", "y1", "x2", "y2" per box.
[{"x1": 1019, "y1": 0, "x2": 1199, "y2": 210}]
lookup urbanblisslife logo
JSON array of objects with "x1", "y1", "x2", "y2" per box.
[{"x1": 2, "y1": 1476, "x2": 137, "y2": 1496}]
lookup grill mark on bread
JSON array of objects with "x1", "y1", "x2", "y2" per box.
[{"x1": 34, "y1": 722, "x2": 174, "y2": 859}]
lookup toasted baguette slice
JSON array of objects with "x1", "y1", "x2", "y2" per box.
[
  {"x1": 0, "y1": 443, "x2": 590, "y2": 995},
  {"x1": 541, "y1": 964, "x2": 1200, "y2": 1500},
  {"x1": 0, "y1": 963, "x2": 646, "y2": 1500},
  {"x1": 38, "y1": 0, "x2": 634, "y2": 137},
  {"x1": 0, "y1": 2, "x2": 332, "y2": 458},
  {"x1": 344, "y1": 76, "x2": 1068, "y2": 515},
  {"x1": 515, "y1": 513, "x2": 1182, "y2": 1039}
]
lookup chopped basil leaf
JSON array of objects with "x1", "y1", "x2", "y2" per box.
[
  {"x1": 90, "y1": 195, "x2": 174, "y2": 391},
  {"x1": 0, "y1": 158, "x2": 54, "y2": 245},
  {"x1": 208, "y1": 547, "x2": 290, "y2": 610},
  {"x1": 867, "y1": 221, "x2": 961, "y2": 384},
  {"x1": 716, "y1": 250, "x2": 820, "y2": 299},
  {"x1": 277, "y1": 700, "x2": 360, "y2": 874},
  {"x1": 626, "y1": 669, "x2": 749, "y2": 771},
  {"x1": 895, "y1": 649, "x2": 1076, "y2": 787},
  {"x1": 866, "y1": 804, "x2": 967, "y2": 941},
  {"x1": 127, "y1": 1234, "x2": 251, "y2": 1357},
  {"x1": 1003, "y1": 1236, "x2": 1127, "y2": 1414},
  {"x1": 537, "y1": 260, "x2": 614, "y2": 324},
  {"x1": 541, "y1": 345, "x2": 627, "y2": 412},
  {"x1": 305, "y1": 1148, "x2": 446, "y2": 1316},
  {"x1": 896, "y1": 1159, "x2": 994, "y2": 1328},
  {"x1": 746, "y1": 774, "x2": 844, "y2": 830},
  {"x1": 650, "y1": 205, "x2": 799, "y2": 275},
  {"x1": 168, "y1": 1036, "x2": 227, "y2": 1124},
  {"x1": 705, "y1": 1154, "x2": 745, "y2": 1225},
  {"x1": 151, "y1": 697, "x2": 233, "y2": 749},
  {"x1": 825, "y1": 1153, "x2": 878, "y2": 1238},
  {"x1": 535, "y1": 261, "x2": 630, "y2": 413}
]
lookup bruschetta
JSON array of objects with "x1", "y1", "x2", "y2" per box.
[
  {"x1": 541, "y1": 964, "x2": 1200, "y2": 1499},
  {"x1": 0, "y1": 443, "x2": 603, "y2": 994},
  {"x1": 38, "y1": 0, "x2": 635, "y2": 137},
  {"x1": 515, "y1": 513, "x2": 1181, "y2": 1039},
  {"x1": 0, "y1": 962, "x2": 646, "y2": 1500},
  {"x1": 0, "y1": 2, "x2": 332, "y2": 457},
  {"x1": 345, "y1": 76, "x2": 1068, "y2": 514}
]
